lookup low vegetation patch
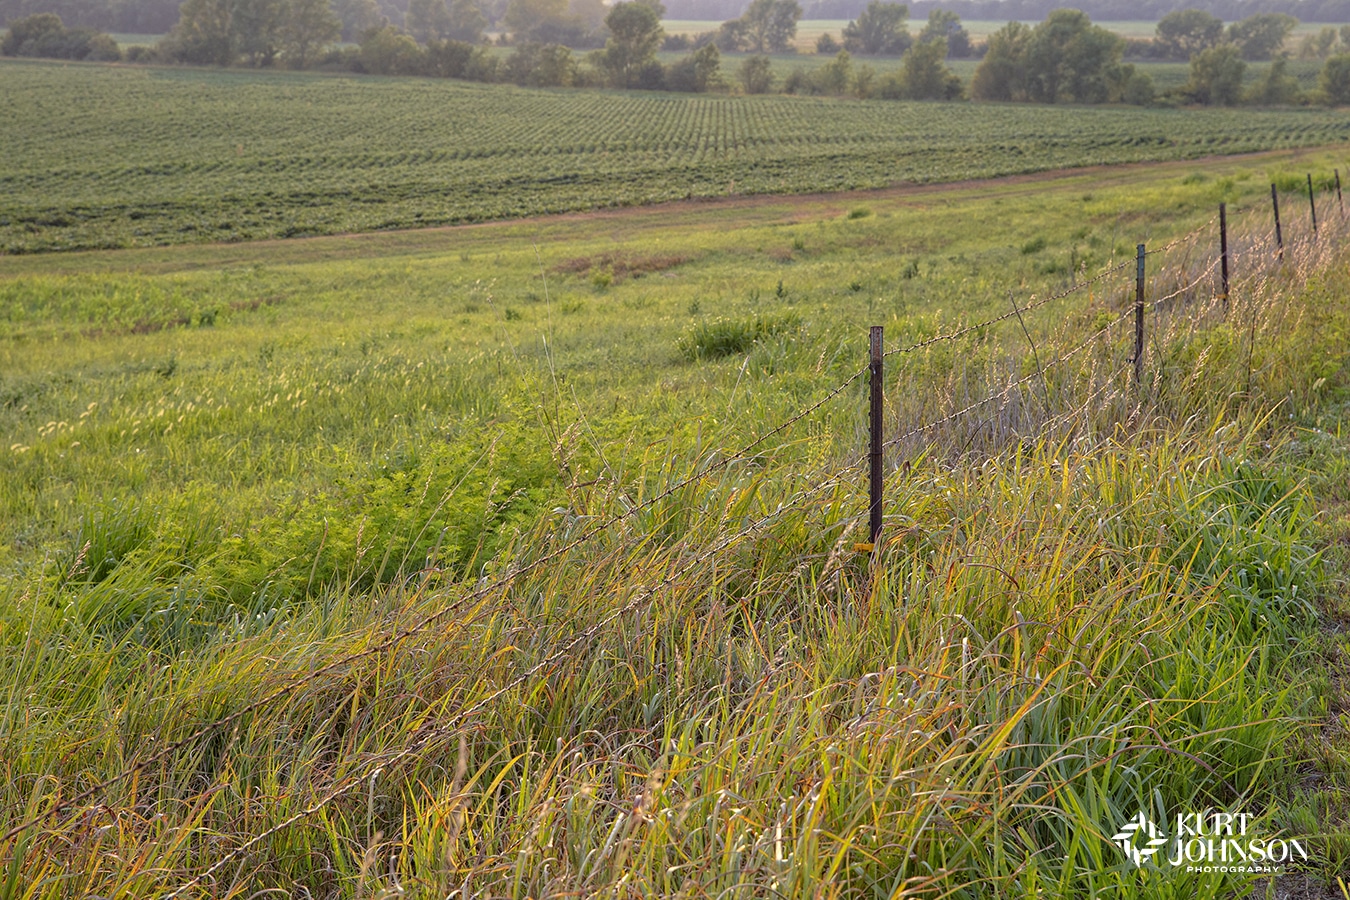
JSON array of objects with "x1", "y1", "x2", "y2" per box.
[{"x1": 677, "y1": 312, "x2": 801, "y2": 359}]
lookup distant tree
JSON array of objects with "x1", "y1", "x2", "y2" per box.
[
  {"x1": 1154, "y1": 9, "x2": 1222, "y2": 60},
  {"x1": 503, "y1": 0, "x2": 602, "y2": 45},
  {"x1": 815, "y1": 47, "x2": 851, "y2": 93},
  {"x1": 407, "y1": 0, "x2": 452, "y2": 41},
  {"x1": 841, "y1": 1, "x2": 908, "y2": 56},
  {"x1": 163, "y1": 0, "x2": 236, "y2": 65},
  {"x1": 1186, "y1": 42, "x2": 1246, "y2": 104},
  {"x1": 231, "y1": 0, "x2": 287, "y2": 66},
  {"x1": 0, "y1": 12, "x2": 120, "y2": 60},
  {"x1": 1, "y1": 12, "x2": 64, "y2": 55},
  {"x1": 280, "y1": 0, "x2": 339, "y2": 66},
  {"x1": 739, "y1": 53, "x2": 773, "y2": 92},
  {"x1": 359, "y1": 23, "x2": 425, "y2": 73},
  {"x1": 1117, "y1": 65, "x2": 1155, "y2": 104},
  {"x1": 666, "y1": 42, "x2": 720, "y2": 91},
  {"x1": 332, "y1": 0, "x2": 384, "y2": 42},
  {"x1": 600, "y1": 0, "x2": 663, "y2": 87},
  {"x1": 445, "y1": 0, "x2": 487, "y2": 42},
  {"x1": 423, "y1": 36, "x2": 475, "y2": 75},
  {"x1": 1248, "y1": 52, "x2": 1300, "y2": 103},
  {"x1": 1022, "y1": 9, "x2": 1123, "y2": 104},
  {"x1": 1297, "y1": 25, "x2": 1341, "y2": 59},
  {"x1": 918, "y1": 9, "x2": 970, "y2": 58},
  {"x1": 505, "y1": 40, "x2": 575, "y2": 83},
  {"x1": 1227, "y1": 13, "x2": 1298, "y2": 61},
  {"x1": 740, "y1": 0, "x2": 801, "y2": 53},
  {"x1": 899, "y1": 36, "x2": 962, "y2": 98},
  {"x1": 714, "y1": 18, "x2": 747, "y2": 51},
  {"x1": 815, "y1": 32, "x2": 840, "y2": 54},
  {"x1": 970, "y1": 20, "x2": 1030, "y2": 101},
  {"x1": 1321, "y1": 53, "x2": 1350, "y2": 104},
  {"x1": 503, "y1": 0, "x2": 562, "y2": 38}
]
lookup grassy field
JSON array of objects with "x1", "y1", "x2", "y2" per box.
[
  {"x1": 4, "y1": 60, "x2": 1350, "y2": 253},
  {"x1": 5, "y1": 135, "x2": 1350, "y2": 894}
]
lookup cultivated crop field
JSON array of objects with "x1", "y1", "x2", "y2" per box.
[
  {"x1": 4, "y1": 59, "x2": 1350, "y2": 252},
  {"x1": 6, "y1": 139, "x2": 1350, "y2": 894}
]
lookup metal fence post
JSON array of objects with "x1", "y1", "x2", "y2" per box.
[
  {"x1": 869, "y1": 326, "x2": 883, "y2": 549},
  {"x1": 1219, "y1": 203, "x2": 1229, "y2": 314},
  {"x1": 1134, "y1": 244, "x2": 1145, "y2": 387},
  {"x1": 1309, "y1": 173, "x2": 1318, "y2": 237},
  {"x1": 1272, "y1": 183, "x2": 1284, "y2": 259}
]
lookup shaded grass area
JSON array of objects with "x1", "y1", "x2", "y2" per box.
[{"x1": 3, "y1": 152, "x2": 1350, "y2": 893}]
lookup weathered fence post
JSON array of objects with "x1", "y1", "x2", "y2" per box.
[
  {"x1": 1271, "y1": 183, "x2": 1284, "y2": 259},
  {"x1": 869, "y1": 326, "x2": 883, "y2": 549},
  {"x1": 1134, "y1": 244, "x2": 1145, "y2": 387},
  {"x1": 1308, "y1": 173, "x2": 1318, "y2": 237},
  {"x1": 1336, "y1": 169, "x2": 1344, "y2": 216},
  {"x1": 1220, "y1": 203, "x2": 1229, "y2": 314}
]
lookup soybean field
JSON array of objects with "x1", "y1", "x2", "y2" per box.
[{"x1": 4, "y1": 58, "x2": 1350, "y2": 252}]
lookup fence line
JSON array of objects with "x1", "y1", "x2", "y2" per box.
[
  {"x1": 161, "y1": 464, "x2": 865, "y2": 898},
  {"x1": 7, "y1": 170, "x2": 1348, "y2": 881}
]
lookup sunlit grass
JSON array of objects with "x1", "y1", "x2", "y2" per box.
[{"x1": 2, "y1": 151, "x2": 1350, "y2": 894}]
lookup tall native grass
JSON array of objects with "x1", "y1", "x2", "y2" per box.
[{"x1": 3, "y1": 165, "x2": 1350, "y2": 896}]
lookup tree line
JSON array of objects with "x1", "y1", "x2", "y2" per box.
[
  {"x1": 664, "y1": 0, "x2": 1350, "y2": 23},
  {"x1": 7, "y1": 0, "x2": 1350, "y2": 106}
]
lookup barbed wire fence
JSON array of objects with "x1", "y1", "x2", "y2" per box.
[{"x1": 3, "y1": 171, "x2": 1346, "y2": 894}]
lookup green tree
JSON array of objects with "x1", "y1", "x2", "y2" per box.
[
  {"x1": 714, "y1": 18, "x2": 747, "y2": 51},
  {"x1": 423, "y1": 37, "x2": 475, "y2": 75},
  {"x1": 0, "y1": 13, "x2": 121, "y2": 60},
  {"x1": 1, "y1": 13, "x2": 64, "y2": 55},
  {"x1": 600, "y1": 0, "x2": 663, "y2": 87},
  {"x1": 738, "y1": 53, "x2": 773, "y2": 92},
  {"x1": 1321, "y1": 53, "x2": 1350, "y2": 104},
  {"x1": 407, "y1": 0, "x2": 452, "y2": 41},
  {"x1": 332, "y1": 0, "x2": 383, "y2": 42},
  {"x1": 505, "y1": 40, "x2": 575, "y2": 84},
  {"x1": 1023, "y1": 8, "x2": 1123, "y2": 104},
  {"x1": 504, "y1": 0, "x2": 601, "y2": 45},
  {"x1": 740, "y1": 0, "x2": 800, "y2": 53},
  {"x1": 1227, "y1": 13, "x2": 1298, "y2": 61},
  {"x1": 279, "y1": 0, "x2": 339, "y2": 66},
  {"x1": 163, "y1": 0, "x2": 235, "y2": 65},
  {"x1": 1154, "y1": 9, "x2": 1223, "y2": 61},
  {"x1": 445, "y1": 0, "x2": 487, "y2": 42},
  {"x1": 841, "y1": 1, "x2": 909, "y2": 56},
  {"x1": 900, "y1": 36, "x2": 961, "y2": 98},
  {"x1": 1187, "y1": 43, "x2": 1246, "y2": 104},
  {"x1": 665, "y1": 42, "x2": 720, "y2": 91},
  {"x1": 918, "y1": 9, "x2": 969, "y2": 57},
  {"x1": 231, "y1": 0, "x2": 287, "y2": 66},
  {"x1": 359, "y1": 23, "x2": 424, "y2": 73},
  {"x1": 1297, "y1": 25, "x2": 1340, "y2": 60},
  {"x1": 815, "y1": 47, "x2": 851, "y2": 93},
  {"x1": 1249, "y1": 53, "x2": 1300, "y2": 104},
  {"x1": 970, "y1": 20, "x2": 1030, "y2": 101}
]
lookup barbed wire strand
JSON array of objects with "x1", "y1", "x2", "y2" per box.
[
  {"x1": 0, "y1": 364, "x2": 871, "y2": 845},
  {"x1": 161, "y1": 467, "x2": 862, "y2": 899}
]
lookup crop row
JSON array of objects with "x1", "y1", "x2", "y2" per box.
[{"x1": 3, "y1": 60, "x2": 1350, "y2": 251}]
